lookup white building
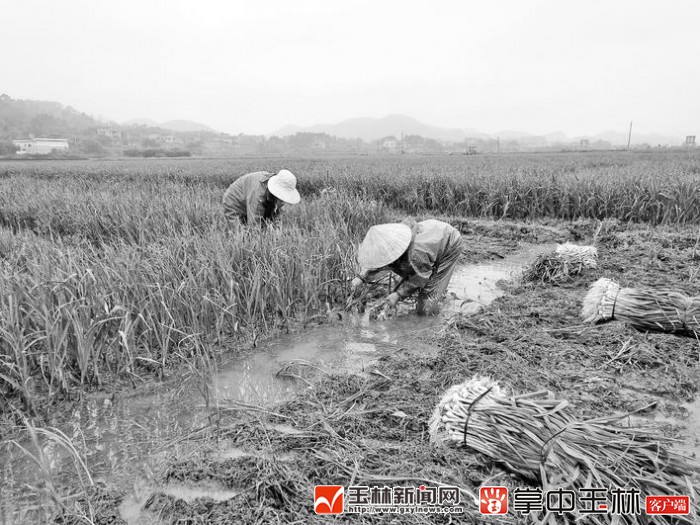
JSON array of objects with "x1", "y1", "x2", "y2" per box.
[
  {"x1": 382, "y1": 137, "x2": 399, "y2": 151},
  {"x1": 13, "y1": 138, "x2": 70, "y2": 155}
]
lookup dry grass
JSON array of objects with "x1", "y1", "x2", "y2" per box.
[{"x1": 523, "y1": 242, "x2": 598, "y2": 284}]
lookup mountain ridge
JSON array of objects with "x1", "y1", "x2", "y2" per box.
[
  {"x1": 274, "y1": 114, "x2": 682, "y2": 146},
  {"x1": 122, "y1": 118, "x2": 216, "y2": 133},
  {"x1": 0, "y1": 94, "x2": 685, "y2": 146},
  {"x1": 275, "y1": 114, "x2": 467, "y2": 142}
]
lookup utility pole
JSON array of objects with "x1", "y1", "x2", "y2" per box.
[
  {"x1": 627, "y1": 121, "x2": 633, "y2": 150},
  {"x1": 497, "y1": 136, "x2": 500, "y2": 154}
]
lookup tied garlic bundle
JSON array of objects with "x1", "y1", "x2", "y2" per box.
[
  {"x1": 428, "y1": 376, "x2": 504, "y2": 446},
  {"x1": 523, "y1": 243, "x2": 598, "y2": 284},
  {"x1": 555, "y1": 242, "x2": 598, "y2": 268},
  {"x1": 581, "y1": 277, "x2": 621, "y2": 323},
  {"x1": 429, "y1": 376, "x2": 699, "y2": 524},
  {"x1": 582, "y1": 277, "x2": 700, "y2": 337},
  {"x1": 429, "y1": 376, "x2": 561, "y2": 478}
]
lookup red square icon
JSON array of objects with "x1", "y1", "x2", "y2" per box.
[
  {"x1": 315, "y1": 485, "x2": 344, "y2": 514},
  {"x1": 645, "y1": 495, "x2": 690, "y2": 515},
  {"x1": 480, "y1": 486, "x2": 508, "y2": 515}
]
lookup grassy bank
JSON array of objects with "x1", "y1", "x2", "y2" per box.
[{"x1": 0, "y1": 189, "x2": 389, "y2": 415}]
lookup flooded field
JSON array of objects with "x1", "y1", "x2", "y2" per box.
[
  {"x1": 1, "y1": 152, "x2": 700, "y2": 522},
  {"x1": 1, "y1": 241, "x2": 575, "y2": 522},
  {"x1": 3, "y1": 227, "x2": 699, "y2": 523},
  {"x1": 214, "y1": 243, "x2": 557, "y2": 406}
]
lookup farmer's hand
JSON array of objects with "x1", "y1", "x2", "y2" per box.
[
  {"x1": 346, "y1": 277, "x2": 364, "y2": 310},
  {"x1": 384, "y1": 292, "x2": 400, "y2": 307}
]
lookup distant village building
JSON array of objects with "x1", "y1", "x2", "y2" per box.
[
  {"x1": 381, "y1": 137, "x2": 399, "y2": 152},
  {"x1": 96, "y1": 127, "x2": 122, "y2": 139},
  {"x1": 231, "y1": 134, "x2": 264, "y2": 155},
  {"x1": 580, "y1": 139, "x2": 590, "y2": 148},
  {"x1": 310, "y1": 139, "x2": 326, "y2": 151},
  {"x1": 13, "y1": 138, "x2": 70, "y2": 155},
  {"x1": 685, "y1": 135, "x2": 696, "y2": 147}
]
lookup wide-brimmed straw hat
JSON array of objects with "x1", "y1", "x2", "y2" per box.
[
  {"x1": 358, "y1": 223, "x2": 412, "y2": 269},
  {"x1": 268, "y1": 169, "x2": 301, "y2": 204}
]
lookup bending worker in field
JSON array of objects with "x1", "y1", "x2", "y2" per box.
[
  {"x1": 222, "y1": 169, "x2": 301, "y2": 226},
  {"x1": 350, "y1": 218, "x2": 462, "y2": 316}
]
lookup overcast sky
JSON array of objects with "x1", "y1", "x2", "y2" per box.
[{"x1": 2, "y1": 0, "x2": 698, "y2": 137}]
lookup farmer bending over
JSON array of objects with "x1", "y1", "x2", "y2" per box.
[
  {"x1": 351, "y1": 218, "x2": 462, "y2": 315},
  {"x1": 222, "y1": 169, "x2": 301, "y2": 227}
]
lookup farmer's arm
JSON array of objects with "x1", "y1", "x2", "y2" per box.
[
  {"x1": 357, "y1": 267, "x2": 387, "y2": 283},
  {"x1": 395, "y1": 271, "x2": 430, "y2": 298},
  {"x1": 395, "y1": 244, "x2": 435, "y2": 298},
  {"x1": 222, "y1": 179, "x2": 247, "y2": 222},
  {"x1": 222, "y1": 188, "x2": 238, "y2": 225},
  {"x1": 274, "y1": 200, "x2": 285, "y2": 217}
]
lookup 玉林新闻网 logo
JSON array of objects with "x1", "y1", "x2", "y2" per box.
[{"x1": 314, "y1": 485, "x2": 344, "y2": 514}]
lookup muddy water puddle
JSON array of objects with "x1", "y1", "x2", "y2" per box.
[
  {"x1": 622, "y1": 390, "x2": 700, "y2": 463},
  {"x1": 213, "y1": 314, "x2": 439, "y2": 406},
  {"x1": 445, "y1": 242, "x2": 554, "y2": 315},
  {"x1": 0, "y1": 242, "x2": 557, "y2": 522},
  {"x1": 118, "y1": 480, "x2": 239, "y2": 525},
  {"x1": 213, "y1": 242, "x2": 555, "y2": 406}
]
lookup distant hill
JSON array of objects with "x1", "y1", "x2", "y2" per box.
[
  {"x1": 462, "y1": 128, "x2": 490, "y2": 139},
  {"x1": 0, "y1": 93, "x2": 100, "y2": 139},
  {"x1": 275, "y1": 115, "x2": 685, "y2": 147},
  {"x1": 124, "y1": 118, "x2": 216, "y2": 133},
  {"x1": 543, "y1": 131, "x2": 570, "y2": 143},
  {"x1": 1, "y1": 93, "x2": 684, "y2": 148},
  {"x1": 491, "y1": 129, "x2": 535, "y2": 140},
  {"x1": 123, "y1": 118, "x2": 160, "y2": 127},
  {"x1": 590, "y1": 130, "x2": 680, "y2": 147},
  {"x1": 275, "y1": 114, "x2": 466, "y2": 142},
  {"x1": 162, "y1": 120, "x2": 216, "y2": 132}
]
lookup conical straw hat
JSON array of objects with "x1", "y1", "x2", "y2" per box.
[
  {"x1": 268, "y1": 169, "x2": 301, "y2": 204},
  {"x1": 358, "y1": 223, "x2": 412, "y2": 269}
]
